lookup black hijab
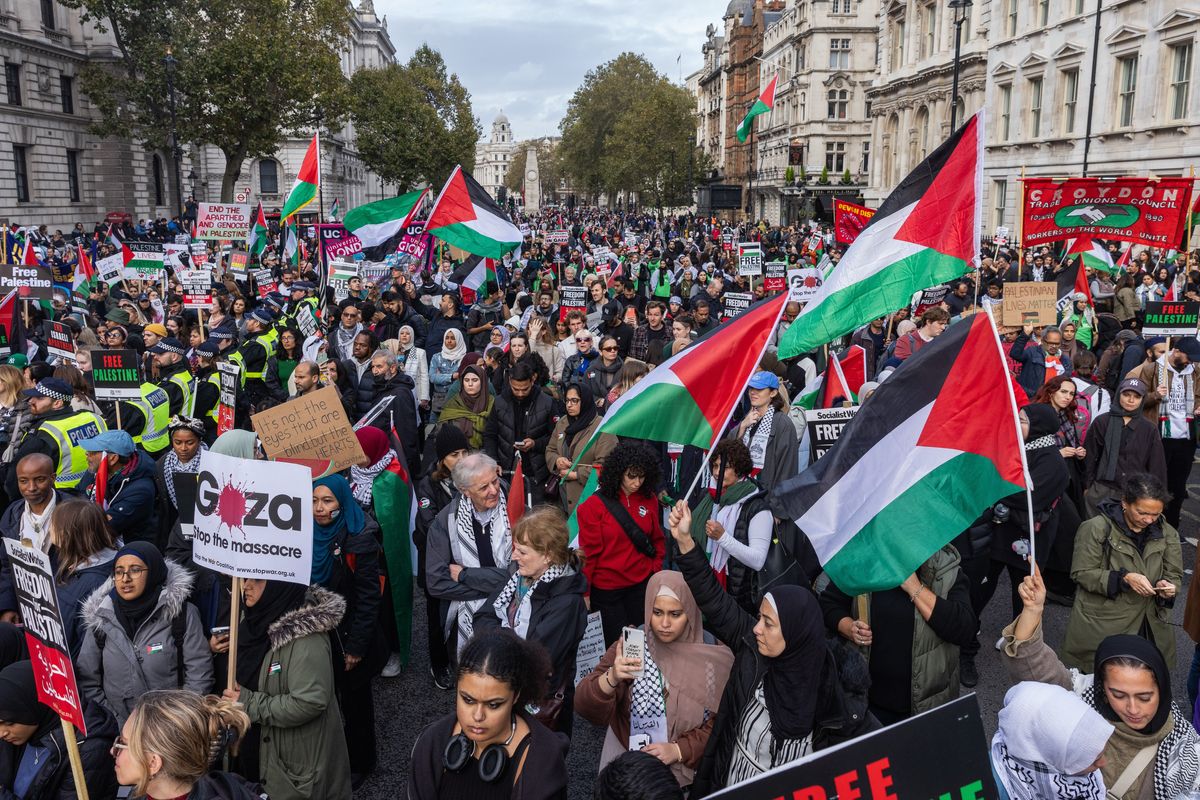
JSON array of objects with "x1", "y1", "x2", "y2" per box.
[
  {"x1": 237, "y1": 580, "x2": 308, "y2": 690},
  {"x1": 110, "y1": 542, "x2": 168, "y2": 641},
  {"x1": 564, "y1": 383, "x2": 598, "y2": 446},
  {"x1": 1093, "y1": 634, "x2": 1172, "y2": 735},
  {"x1": 1021, "y1": 403, "x2": 1071, "y2": 515},
  {"x1": 761, "y1": 585, "x2": 826, "y2": 741},
  {"x1": 0, "y1": 661, "x2": 57, "y2": 739},
  {"x1": 1098, "y1": 387, "x2": 1144, "y2": 483},
  {"x1": 0, "y1": 623, "x2": 26, "y2": 668}
]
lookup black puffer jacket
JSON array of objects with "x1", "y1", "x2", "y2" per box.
[
  {"x1": 0, "y1": 697, "x2": 118, "y2": 800},
  {"x1": 483, "y1": 385, "x2": 559, "y2": 486},
  {"x1": 676, "y1": 546, "x2": 877, "y2": 797},
  {"x1": 367, "y1": 370, "x2": 421, "y2": 474}
]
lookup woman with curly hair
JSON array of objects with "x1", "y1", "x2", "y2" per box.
[{"x1": 575, "y1": 440, "x2": 665, "y2": 646}]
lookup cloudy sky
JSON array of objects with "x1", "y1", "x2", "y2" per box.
[{"x1": 374, "y1": 0, "x2": 731, "y2": 141}]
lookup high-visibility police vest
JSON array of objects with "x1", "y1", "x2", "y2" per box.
[
  {"x1": 163, "y1": 371, "x2": 194, "y2": 416},
  {"x1": 229, "y1": 333, "x2": 275, "y2": 381},
  {"x1": 204, "y1": 371, "x2": 221, "y2": 423},
  {"x1": 39, "y1": 411, "x2": 107, "y2": 489},
  {"x1": 126, "y1": 382, "x2": 170, "y2": 453}
]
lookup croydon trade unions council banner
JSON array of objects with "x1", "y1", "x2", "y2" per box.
[{"x1": 1022, "y1": 177, "x2": 1193, "y2": 249}]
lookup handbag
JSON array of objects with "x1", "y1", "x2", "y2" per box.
[
  {"x1": 758, "y1": 519, "x2": 806, "y2": 598},
  {"x1": 528, "y1": 684, "x2": 566, "y2": 730},
  {"x1": 543, "y1": 474, "x2": 561, "y2": 502}
]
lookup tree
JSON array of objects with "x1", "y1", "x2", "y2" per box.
[
  {"x1": 61, "y1": 0, "x2": 351, "y2": 202},
  {"x1": 349, "y1": 46, "x2": 479, "y2": 192},
  {"x1": 504, "y1": 141, "x2": 563, "y2": 201}
]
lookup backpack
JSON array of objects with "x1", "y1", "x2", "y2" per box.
[{"x1": 94, "y1": 606, "x2": 190, "y2": 688}]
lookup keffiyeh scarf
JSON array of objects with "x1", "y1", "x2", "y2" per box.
[
  {"x1": 492, "y1": 562, "x2": 572, "y2": 638},
  {"x1": 447, "y1": 493, "x2": 511, "y2": 654},
  {"x1": 990, "y1": 739, "x2": 1105, "y2": 800},
  {"x1": 350, "y1": 450, "x2": 395, "y2": 508},
  {"x1": 742, "y1": 406, "x2": 775, "y2": 474}
]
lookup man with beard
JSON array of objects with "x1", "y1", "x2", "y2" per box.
[
  {"x1": 483, "y1": 362, "x2": 558, "y2": 502},
  {"x1": 368, "y1": 349, "x2": 420, "y2": 473}
]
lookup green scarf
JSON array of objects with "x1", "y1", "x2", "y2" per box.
[{"x1": 689, "y1": 479, "x2": 760, "y2": 555}]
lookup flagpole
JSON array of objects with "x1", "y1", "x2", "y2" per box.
[
  {"x1": 1016, "y1": 167, "x2": 1026, "y2": 278},
  {"x1": 1188, "y1": 165, "x2": 1195, "y2": 257},
  {"x1": 984, "y1": 304, "x2": 1037, "y2": 571}
]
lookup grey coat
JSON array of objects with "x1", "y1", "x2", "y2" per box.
[
  {"x1": 76, "y1": 560, "x2": 215, "y2": 724},
  {"x1": 425, "y1": 494, "x2": 513, "y2": 638}
]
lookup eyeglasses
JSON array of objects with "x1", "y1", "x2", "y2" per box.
[
  {"x1": 565, "y1": 397, "x2": 582, "y2": 404},
  {"x1": 114, "y1": 567, "x2": 147, "y2": 579},
  {"x1": 601, "y1": 345, "x2": 618, "y2": 352},
  {"x1": 110, "y1": 736, "x2": 129, "y2": 757},
  {"x1": 576, "y1": 338, "x2": 592, "y2": 344}
]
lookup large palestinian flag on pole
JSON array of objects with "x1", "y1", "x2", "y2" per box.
[
  {"x1": 246, "y1": 203, "x2": 269, "y2": 258},
  {"x1": 426, "y1": 166, "x2": 523, "y2": 259},
  {"x1": 736, "y1": 74, "x2": 777, "y2": 143},
  {"x1": 770, "y1": 311, "x2": 1027, "y2": 595},
  {"x1": 1068, "y1": 237, "x2": 1116, "y2": 274},
  {"x1": 280, "y1": 133, "x2": 320, "y2": 221},
  {"x1": 343, "y1": 189, "x2": 426, "y2": 261},
  {"x1": 778, "y1": 111, "x2": 984, "y2": 358}
]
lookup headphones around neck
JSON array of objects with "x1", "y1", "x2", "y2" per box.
[{"x1": 442, "y1": 717, "x2": 517, "y2": 783}]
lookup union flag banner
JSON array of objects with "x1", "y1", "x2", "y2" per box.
[
  {"x1": 833, "y1": 198, "x2": 875, "y2": 245},
  {"x1": 1022, "y1": 177, "x2": 1194, "y2": 249}
]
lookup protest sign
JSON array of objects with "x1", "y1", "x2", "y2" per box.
[
  {"x1": 1000, "y1": 282, "x2": 1058, "y2": 326},
  {"x1": 833, "y1": 198, "x2": 875, "y2": 245},
  {"x1": 722, "y1": 292, "x2": 752, "y2": 321},
  {"x1": 559, "y1": 285, "x2": 588, "y2": 321},
  {"x1": 808, "y1": 406, "x2": 858, "y2": 460},
  {"x1": 519, "y1": 223, "x2": 530, "y2": 237},
  {"x1": 1143, "y1": 301, "x2": 1200, "y2": 336},
  {"x1": 0, "y1": 326, "x2": 11, "y2": 357},
  {"x1": 192, "y1": 450, "x2": 313, "y2": 584},
  {"x1": 189, "y1": 242, "x2": 209, "y2": 267},
  {"x1": 721, "y1": 232, "x2": 734, "y2": 251},
  {"x1": 217, "y1": 361, "x2": 240, "y2": 437},
  {"x1": 707, "y1": 695, "x2": 995, "y2": 800},
  {"x1": 96, "y1": 252, "x2": 125, "y2": 285},
  {"x1": 125, "y1": 242, "x2": 164, "y2": 280},
  {"x1": 764, "y1": 260, "x2": 787, "y2": 293},
  {"x1": 546, "y1": 230, "x2": 569, "y2": 245},
  {"x1": 195, "y1": 203, "x2": 251, "y2": 240},
  {"x1": 252, "y1": 268, "x2": 277, "y2": 297},
  {"x1": 251, "y1": 385, "x2": 367, "y2": 473},
  {"x1": 0, "y1": 262, "x2": 54, "y2": 300},
  {"x1": 3, "y1": 540, "x2": 88, "y2": 734},
  {"x1": 573, "y1": 612, "x2": 605, "y2": 686},
  {"x1": 910, "y1": 285, "x2": 949, "y2": 316},
  {"x1": 295, "y1": 305, "x2": 319, "y2": 339},
  {"x1": 179, "y1": 269, "x2": 212, "y2": 310},
  {"x1": 993, "y1": 226, "x2": 1010, "y2": 245},
  {"x1": 319, "y1": 223, "x2": 364, "y2": 261},
  {"x1": 1022, "y1": 177, "x2": 1193, "y2": 249},
  {"x1": 329, "y1": 260, "x2": 358, "y2": 302},
  {"x1": 737, "y1": 243, "x2": 762, "y2": 276},
  {"x1": 91, "y1": 349, "x2": 141, "y2": 399},
  {"x1": 47, "y1": 322, "x2": 74, "y2": 361},
  {"x1": 788, "y1": 268, "x2": 822, "y2": 303},
  {"x1": 227, "y1": 249, "x2": 250, "y2": 278},
  {"x1": 163, "y1": 242, "x2": 188, "y2": 269},
  {"x1": 175, "y1": 233, "x2": 191, "y2": 245}
]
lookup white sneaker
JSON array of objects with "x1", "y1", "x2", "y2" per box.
[{"x1": 381, "y1": 653, "x2": 403, "y2": 678}]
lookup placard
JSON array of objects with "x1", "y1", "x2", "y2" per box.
[
  {"x1": 993, "y1": 226, "x2": 1010, "y2": 245},
  {"x1": 722, "y1": 291, "x2": 752, "y2": 321},
  {"x1": 708, "y1": 695, "x2": 995, "y2": 800},
  {"x1": 227, "y1": 249, "x2": 250, "y2": 278},
  {"x1": 808, "y1": 406, "x2": 858, "y2": 460},
  {"x1": 0, "y1": 262, "x2": 54, "y2": 300},
  {"x1": 1143, "y1": 301, "x2": 1200, "y2": 336},
  {"x1": 189, "y1": 242, "x2": 209, "y2": 267},
  {"x1": 328, "y1": 260, "x2": 358, "y2": 303},
  {"x1": 764, "y1": 260, "x2": 787, "y2": 292},
  {"x1": 295, "y1": 305, "x2": 319, "y2": 339},
  {"x1": 559, "y1": 285, "x2": 588, "y2": 321},
  {"x1": 91, "y1": 349, "x2": 141, "y2": 399},
  {"x1": 788, "y1": 268, "x2": 822, "y2": 303},
  {"x1": 737, "y1": 243, "x2": 762, "y2": 276},
  {"x1": 96, "y1": 252, "x2": 125, "y2": 286},
  {"x1": 573, "y1": 612, "x2": 605, "y2": 686},
  {"x1": 1000, "y1": 281, "x2": 1058, "y2": 326},
  {"x1": 191, "y1": 450, "x2": 313, "y2": 585},
  {"x1": 124, "y1": 243, "x2": 165, "y2": 279},
  {"x1": 721, "y1": 232, "x2": 734, "y2": 251},
  {"x1": 3, "y1": 541, "x2": 87, "y2": 732},
  {"x1": 910, "y1": 285, "x2": 949, "y2": 317},
  {"x1": 251, "y1": 385, "x2": 367, "y2": 473},
  {"x1": 195, "y1": 203, "x2": 252, "y2": 241},
  {"x1": 217, "y1": 361, "x2": 239, "y2": 437},
  {"x1": 253, "y1": 268, "x2": 277, "y2": 297},
  {"x1": 47, "y1": 321, "x2": 74, "y2": 361},
  {"x1": 179, "y1": 269, "x2": 211, "y2": 310},
  {"x1": 163, "y1": 243, "x2": 188, "y2": 269},
  {"x1": 546, "y1": 230, "x2": 569, "y2": 245}
]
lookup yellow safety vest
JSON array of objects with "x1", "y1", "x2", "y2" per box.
[
  {"x1": 205, "y1": 371, "x2": 221, "y2": 423},
  {"x1": 39, "y1": 411, "x2": 107, "y2": 489},
  {"x1": 126, "y1": 382, "x2": 170, "y2": 454},
  {"x1": 164, "y1": 372, "x2": 194, "y2": 416},
  {"x1": 229, "y1": 333, "x2": 275, "y2": 381}
]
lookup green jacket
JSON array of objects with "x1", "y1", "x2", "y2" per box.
[
  {"x1": 909, "y1": 545, "x2": 964, "y2": 714},
  {"x1": 237, "y1": 586, "x2": 351, "y2": 800},
  {"x1": 1064, "y1": 503, "x2": 1183, "y2": 671}
]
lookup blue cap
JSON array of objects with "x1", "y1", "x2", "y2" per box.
[
  {"x1": 79, "y1": 430, "x2": 135, "y2": 457},
  {"x1": 21, "y1": 378, "x2": 74, "y2": 401},
  {"x1": 747, "y1": 371, "x2": 780, "y2": 390},
  {"x1": 291, "y1": 281, "x2": 314, "y2": 292}
]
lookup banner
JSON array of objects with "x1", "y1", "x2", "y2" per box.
[
  {"x1": 808, "y1": 406, "x2": 858, "y2": 460},
  {"x1": 217, "y1": 362, "x2": 239, "y2": 437},
  {"x1": 92, "y1": 349, "x2": 141, "y2": 399},
  {"x1": 251, "y1": 385, "x2": 367, "y2": 473},
  {"x1": 192, "y1": 450, "x2": 313, "y2": 584},
  {"x1": 737, "y1": 243, "x2": 763, "y2": 276},
  {"x1": 47, "y1": 322, "x2": 74, "y2": 361},
  {"x1": 1143, "y1": 301, "x2": 1200, "y2": 336},
  {"x1": 1022, "y1": 177, "x2": 1193, "y2": 248},
  {"x1": 3, "y1": 541, "x2": 87, "y2": 732},
  {"x1": 833, "y1": 198, "x2": 875, "y2": 245},
  {"x1": 1001, "y1": 282, "x2": 1058, "y2": 326},
  {"x1": 788, "y1": 268, "x2": 822, "y2": 303},
  {"x1": 764, "y1": 260, "x2": 787, "y2": 293},
  {"x1": 195, "y1": 203, "x2": 252, "y2": 240},
  {"x1": 559, "y1": 285, "x2": 587, "y2": 321},
  {"x1": 722, "y1": 291, "x2": 752, "y2": 321},
  {"x1": 318, "y1": 223, "x2": 363, "y2": 261},
  {"x1": 397, "y1": 220, "x2": 432, "y2": 264}
]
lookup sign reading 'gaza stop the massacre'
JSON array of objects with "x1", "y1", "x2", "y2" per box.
[{"x1": 192, "y1": 450, "x2": 313, "y2": 585}]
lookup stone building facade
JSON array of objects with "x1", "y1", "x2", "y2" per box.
[{"x1": 474, "y1": 112, "x2": 518, "y2": 201}]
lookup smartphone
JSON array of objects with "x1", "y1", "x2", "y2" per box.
[
  {"x1": 621, "y1": 626, "x2": 646, "y2": 679},
  {"x1": 211, "y1": 626, "x2": 230, "y2": 638}
]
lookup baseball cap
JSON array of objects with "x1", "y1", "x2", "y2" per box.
[
  {"x1": 1117, "y1": 378, "x2": 1148, "y2": 397},
  {"x1": 747, "y1": 371, "x2": 780, "y2": 390},
  {"x1": 21, "y1": 378, "x2": 73, "y2": 401},
  {"x1": 2, "y1": 354, "x2": 28, "y2": 369},
  {"x1": 148, "y1": 337, "x2": 186, "y2": 355},
  {"x1": 78, "y1": 430, "x2": 135, "y2": 458}
]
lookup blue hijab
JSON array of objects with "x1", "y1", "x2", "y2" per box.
[{"x1": 311, "y1": 474, "x2": 366, "y2": 585}]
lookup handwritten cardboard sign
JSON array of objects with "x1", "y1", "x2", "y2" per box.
[
  {"x1": 251, "y1": 385, "x2": 367, "y2": 473},
  {"x1": 1001, "y1": 282, "x2": 1058, "y2": 326}
]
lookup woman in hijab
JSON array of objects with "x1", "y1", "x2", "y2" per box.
[
  {"x1": 75, "y1": 541, "x2": 213, "y2": 725},
  {"x1": 545, "y1": 382, "x2": 617, "y2": 514},
  {"x1": 1084, "y1": 378, "x2": 1168, "y2": 516},
  {"x1": 311, "y1": 473, "x2": 385, "y2": 784},
  {"x1": 438, "y1": 363, "x2": 493, "y2": 449},
  {"x1": 395, "y1": 324, "x2": 430, "y2": 412},
  {"x1": 154, "y1": 415, "x2": 207, "y2": 545},
  {"x1": 991, "y1": 682, "x2": 1113, "y2": 800},
  {"x1": 1002, "y1": 563, "x2": 1200, "y2": 800},
  {"x1": 663, "y1": 501, "x2": 877, "y2": 794},
  {"x1": 430, "y1": 328, "x2": 467, "y2": 422},
  {"x1": 576, "y1": 571, "x2": 735, "y2": 789},
  {"x1": 209, "y1": 428, "x2": 260, "y2": 460},
  {"x1": 223, "y1": 578, "x2": 352, "y2": 799},
  {"x1": 0, "y1": 660, "x2": 119, "y2": 799}
]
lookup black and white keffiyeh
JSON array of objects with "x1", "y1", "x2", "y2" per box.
[
  {"x1": 742, "y1": 406, "x2": 775, "y2": 472},
  {"x1": 990, "y1": 740, "x2": 1105, "y2": 800},
  {"x1": 350, "y1": 449, "x2": 394, "y2": 508},
  {"x1": 446, "y1": 493, "x2": 511, "y2": 654},
  {"x1": 492, "y1": 562, "x2": 572, "y2": 638}
]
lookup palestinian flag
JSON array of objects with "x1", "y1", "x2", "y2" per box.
[
  {"x1": 280, "y1": 133, "x2": 320, "y2": 222},
  {"x1": 795, "y1": 345, "x2": 867, "y2": 410},
  {"x1": 1068, "y1": 237, "x2": 1116, "y2": 274},
  {"x1": 736, "y1": 74, "x2": 777, "y2": 143},
  {"x1": 567, "y1": 467, "x2": 599, "y2": 549},
  {"x1": 1181, "y1": 190, "x2": 1200, "y2": 250},
  {"x1": 330, "y1": 197, "x2": 341, "y2": 220},
  {"x1": 282, "y1": 221, "x2": 299, "y2": 268},
  {"x1": 1056, "y1": 259, "x2": 1092, "y2": 314},
  {"x1": 246, "y1": 203, "x2": 269, "y2": 258},
  {"x1": 72, "y1": 245, "x2": 97, "y2": 315},
  {"x1": 343, "y1": 189, "x2": 427, "y2": 261},
  {"x1": 450, "y1": 255, "x2": 498, "y2": 306},
  {"x1": 770, "y1": 312, "x2": 1026, "y2": 595},
  {"x1": 426, "y1": 165, "x2": 523, "y2": 259},
  {"x1": 0, "y1": 288, "x2": 27, "y2": 358},
  {"x1": 778, "y1": 111, "x2": 983, "y2": 359},
  {"x1": 573, "y1": 293, "x2": 788, "y2": 462},
  {"x1": 373, "y1": 441, "x2": 416, "y2": 666}
]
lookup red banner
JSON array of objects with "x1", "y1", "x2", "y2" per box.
[
  {"x1": 834, "y1": 199, "x2": 875, "y2": 245},
  {"x1": 1022, "y1": 177, "x2": 1194, "y2": 249}
]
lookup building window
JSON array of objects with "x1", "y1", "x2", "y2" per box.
[
  {"x1": 5, "y1": 63, "x2": 20, "y2": 107},
  {"x1": 825, "y1": 141, "x2": 846, "y2": 173},
  {"x1": 152, "y1": 155, "x2": 165, "y2": 206},
  {"x1": 1170, "y1": 43, "x2": 1192, "y2": 121},
  {"x1": 920, "y1": 4, "x2": 936, "y2": 59},
  {"x1": 861, "y1": 141, "x2": 870, "y2": 174},
  {"x1": 999, "y1": 83, "x2": 1012, "y2": 139},
  {"x1": 59, "y1": 75, "x2": 72, "y2": 114},
  {"x1": 1037, "y1": 0, "x2": 1049, "y2": 27},
  {"x1": 1005, "y1": 0, "x2": 1018, "y2": 37},
  {"x1": 1028, "y1": 77, "x2": 1043, "y2": 137},
  {"x1": 993, "y1": 179, "x2": 1007, "y2": 228},
  {"x1": 66, "y1": 150, "x2": 80, "y2": 202},
  {"x1": 830, "y1": 38, "x2": 850, "y2": 69},
  {"x1": 40, "y1": 0, "x2": 54, "y2": 29},
  {"x1": 832, "y1": 0, "x2": 852, "y2": 12},
  {"x1": 1117, "y1": 55, "x2": 1138, "y2": 128},
  {"x1": 827, "y1": 89, "x2": 849, "y2": 119},
  {"x1": 890, "y1": 18, "x2": 906, "y2": 70},
  {"x1": 259, "y1": 159, "x2": 278, "y2": 194},
  {"x1": 1062, "y1": 69, "x2": 1079, "y2": 134},
  {"x1": 13, "y1": 145, "x2": 28, "y2": 202},
  {"x1": 1074, "y1": 0, "x2": 1085, "y2": 13}
]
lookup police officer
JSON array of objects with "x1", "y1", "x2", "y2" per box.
[
  {"x1": 285, "y1": 280, "x2": 319, "y2": 331},
  {"x1": 228, "y1": 307, "x2": 277, "y2": 404},
  {"x1": 192, "y1": 339, "x2": 224, "y2": 443},
  {"x1": 106, "y1": 379, "x2": 171, "y2": 458},
  {"x1": 209, "y1": 326, "x2": 238, "y2": 357},
  {"x1": 6, "y1": 378, "x2": 106, "y2": 495},
  {"x1": 146, "y1": 337, "x2": 194, "y2": 417}
]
